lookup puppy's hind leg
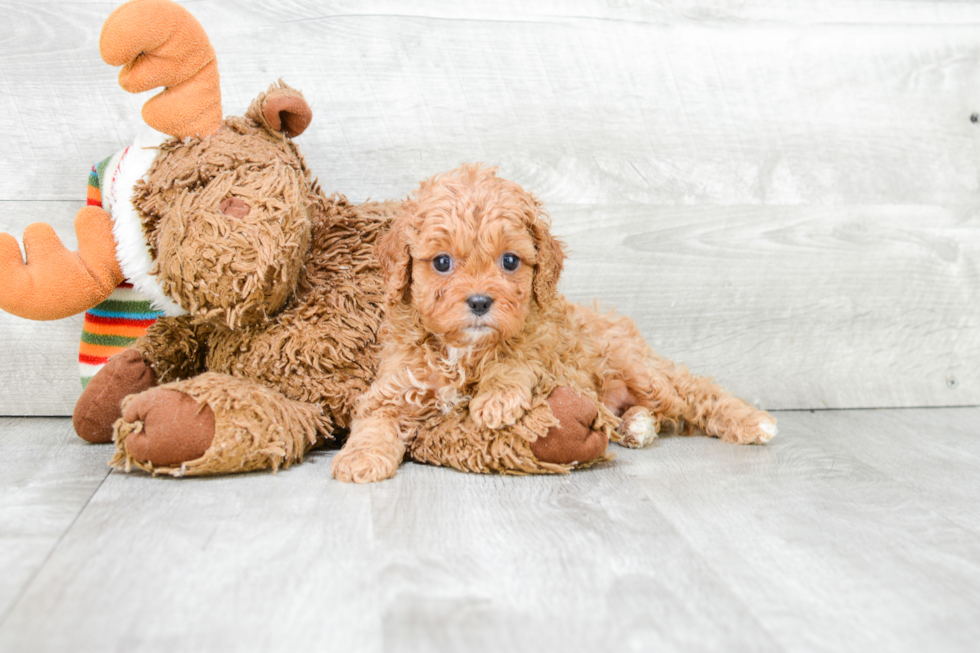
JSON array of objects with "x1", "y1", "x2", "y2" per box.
[
  {"x1": 653, "y1": 360, "x2": 776, "y2": 444},
  {"x1": 583, "y1": 306, "x2": 775, "y2": 445},
  {"x1": 602, "y1": 370, "x2": 687, "y2": 447}
]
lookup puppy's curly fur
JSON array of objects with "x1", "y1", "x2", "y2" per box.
[{"x1": 332, "y1": 164, "x2": 776, "y2": 483}]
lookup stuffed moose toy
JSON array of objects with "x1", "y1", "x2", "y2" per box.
[{"x1": 0, "y1": 0, "x2": 616, "y2": 477}]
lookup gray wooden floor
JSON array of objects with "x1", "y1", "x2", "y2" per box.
[{"x1": 0, "y1": 408, "x2": 977, "y2": 653}]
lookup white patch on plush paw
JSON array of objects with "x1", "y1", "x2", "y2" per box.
[
  {"x1": 758, "y1": 419, "x2": 778, "y2": 443},
  {"x1": 620, "y1": 409, "x2": 657, "y2": 449}
]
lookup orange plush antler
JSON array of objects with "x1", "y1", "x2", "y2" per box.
[
  {"x1": 0, "y1": 207, "x2": 124, "y2": 320},
  {"x1": 100, "y1": 0, "x2": 222, "y2": 138}
]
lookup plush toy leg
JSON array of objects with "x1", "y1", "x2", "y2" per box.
[
  {"x1": 111, "y1": 372, "x2": 331, "y2": 476},
  {"x1": 73, "y1": 348, "x2": 156, "y2": 443},
  {"x1": 118, "y1": 388, "x2": 215, "y2": 466},
  {"x1": 529, "y1": 386, "x2": 612, "y2": 465},
  {"x1": 409, "y1": 387, "x2": 615, "y2": 476}
]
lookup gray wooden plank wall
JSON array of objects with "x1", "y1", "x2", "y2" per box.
[{"x1": 1, "y1": 0, "x2": 978, "y2": 415}]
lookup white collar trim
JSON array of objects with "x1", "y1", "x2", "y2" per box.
[{"x1": 105, "y1": 130, "x2": 188, "y2": 317}]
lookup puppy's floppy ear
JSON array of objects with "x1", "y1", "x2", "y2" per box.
[
  {"x1": 377, "y1": 207, "x2": 414, "y2": 305},
  {"x1": 527, "y1": 199, "x2": 567, "y2": 305}
]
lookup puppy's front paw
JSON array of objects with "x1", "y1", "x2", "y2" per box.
[
  {"x1": 470, "y1": 389, "x2": 531, "y2": 429},
  {"x1": 331, "y1": 446, "x2": 399, "y2": 483}
]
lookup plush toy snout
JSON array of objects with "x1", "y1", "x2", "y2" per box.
[
  {"x1": 218, "y1": 198, "x2": 251, "y2": 219},
  {"x1": 150, "y1": 172, "x2": 312, "y2": 329}
]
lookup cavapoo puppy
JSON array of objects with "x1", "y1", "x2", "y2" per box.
[{"x1": 331, "y1": 164, "x2": 776, "y2": 483}]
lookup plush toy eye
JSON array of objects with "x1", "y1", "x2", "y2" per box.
[
  {"x1": 501, "y1": 253, "x2": 521, "y2": 271},
  {"x1": 432, "y1": 254, "x2": 453, "y2": 273}
]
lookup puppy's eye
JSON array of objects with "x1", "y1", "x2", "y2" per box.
[
  {"x1": 432, "y1": 254, "x2": 453, "y2": 273},
  {"x1": 501, "y1": 253, "x2": 521, "y2": 272}
]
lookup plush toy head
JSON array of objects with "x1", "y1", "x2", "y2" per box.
[
  {"x1": 134, "y1": 84, "x2": 317, "y2": 329},
  {"x1": 0, "y1": 0, "x2": 317, "y2": 332},
  {"x1": 377, "y1": 164, "x2": 567, "y2": 348}
]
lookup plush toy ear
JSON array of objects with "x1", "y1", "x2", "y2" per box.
[
  {"x1": 247, "y1": 81, "x2": 313, "y2": 138},
  {"x1": 527, "y1": 201, "x2": 567, "y2": 306},
  {"x1": 376, "y1": 207, "x2": 414, "y2": 305},
  {"x1": 262, "y1": 84, "x2": 313, "y2": 138},
  {"x1": 100, "y1": 0, "x2": 222, "y2": 138}
]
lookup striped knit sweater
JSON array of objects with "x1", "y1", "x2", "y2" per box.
[{"x1": 80, "y1": 159, "x2": 161, "y2": 387}]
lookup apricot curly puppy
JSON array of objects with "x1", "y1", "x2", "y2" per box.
[{"x1": 332, "y1": 165, "x2": 776, "y2": 483}]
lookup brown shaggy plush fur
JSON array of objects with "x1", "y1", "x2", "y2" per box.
[
  {"x1": 331, "y1": 164, "x2": 776, "y2": 483},
  {"x1": 113, "y1": 372, "x2": 327, "y2": 476},
  {"x1": 81, "y1": 81, "x2": 600, "y2": 477},
  {"x1": 98, "y1": 83, "x2": 399, "y2": 476},
  {"x1": 409, "y1": 393, "x2": 613, "y2": 475}
]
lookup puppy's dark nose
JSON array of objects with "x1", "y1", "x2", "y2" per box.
[{"x1": 467, "y1": 295, "x2": 493, "y2": 316}]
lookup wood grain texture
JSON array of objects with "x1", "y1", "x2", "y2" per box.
[
  {"x1": 0, "y1": 440, "x2": 383, "y2": 653},
  {"x1": 0, "y1": 203, "x2": 82, "y2": 416},
  {"x1": 1, "y1": 408, "x2": 978, "y2": 651},
  {"x1": 623, "y1": 407, "x2": 980, "y2": 652},
  {"x1": 0, "y1": 418, "x2": 108, "y2": 624},
  {"x1": 2, "y1": 200, "x2": 976, "y2": 412},
  {"x1": 1, "y1": 0, "x2": 978, "y2": 413},
  {"x1": 556, "y1": 203, "x2": 980, "y2": 408},
  {"x1": 3, "y1": 0, "x2": 977, "y2": 204}
]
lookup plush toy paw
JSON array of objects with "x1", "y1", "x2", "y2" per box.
[
  {"x1": 116, "y1": 387, "x2": 215, "y2": 466},
  {"x1": 331, "y1": 445, "x2": 400, "y2": 484},
  {"x1": 530, "y1": 386, "x2": 609, "y2": 465},
  {"x1": 73, "y1": 349, "x2": 157, "y2": 443},
  {"x1": 469, "y1": 388, "x2": 531, "y2": 430},
  {"x1": 615, "y1": 406, "x2": 658, "y2": 448}
]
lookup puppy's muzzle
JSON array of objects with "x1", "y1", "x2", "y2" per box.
[{"x1": 466, "y1": 295, "x2": 493, "y2": 316}]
